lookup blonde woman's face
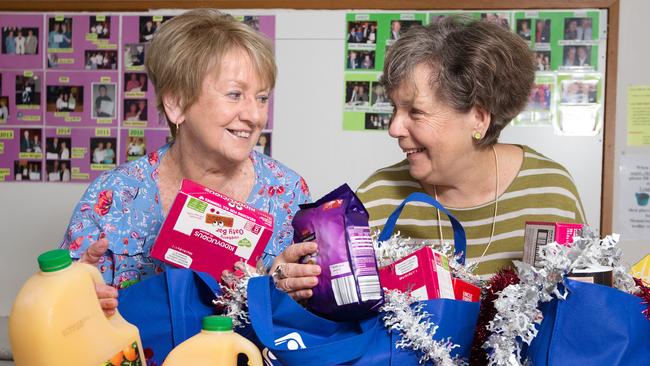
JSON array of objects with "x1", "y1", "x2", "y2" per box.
[{"x1": 172, "y1": 48, "x2": 270, "y2": 164}]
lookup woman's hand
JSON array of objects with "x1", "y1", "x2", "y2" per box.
[
  {"x1": 270, "y1": 242, "x2": 321, "y2": 301},
  {"x1": 79, "y1": 238, "x2": 118, "y2": 317}
]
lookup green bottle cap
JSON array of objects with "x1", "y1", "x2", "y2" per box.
[
  {"x1": 38, "y1": 249, "x2": 72, "y2": 272},
  {"x1": 202, "y1": 316, "x2": 233, "y2": 331}
]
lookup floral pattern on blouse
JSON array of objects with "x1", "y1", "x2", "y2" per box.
[{"x1": 60, "y1": 144, "x2": 311, "y2": 288}]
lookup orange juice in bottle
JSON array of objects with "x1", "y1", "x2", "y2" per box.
[
  {"x1": 163, "y1": 316, "x2": 262, "y2": 366},
  {"x1": 9, "y1": 249, "x2": 146, "y2": 366}
]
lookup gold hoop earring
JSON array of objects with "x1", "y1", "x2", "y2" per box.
[
  {"x1": 473, "y1": 131, "x2": 482, "y2": 140},
  {"x1": 175, "y1": 122, "x2": 180, "y2": 136}
]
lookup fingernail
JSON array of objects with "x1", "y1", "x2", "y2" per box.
[{"x1": 99, "y1": 232, "x2": 106, "y2": 239}]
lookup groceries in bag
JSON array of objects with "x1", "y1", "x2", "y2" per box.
[{"x1": 292, "y1": 183, "x2": 384, "y2": 321}]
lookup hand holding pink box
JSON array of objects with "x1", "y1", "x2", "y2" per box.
[{"x1": 150, "y1": 179, "x2": 274, "y2": 280}]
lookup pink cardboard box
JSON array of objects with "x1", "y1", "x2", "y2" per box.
[
  {"x1": 150, "y1": 179, "x2": 273, "y2": 280},
  {"x1": 523, "y1": 221, "x2": 584, "y2": 268},
  {"x1": 452, "y1": 278, "x2": 481, "y2": 302},
  {"x1": 379, "y1": 247, "x2": 455, "y2": 301}
]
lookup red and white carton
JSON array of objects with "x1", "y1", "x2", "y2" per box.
[
  {"x1": 150, "y1": 179, "x2": 274, "y2": 280},
  {"x1": 452, "y1": 278, "x2": 481, "y2": 302},
  {"x1": 379, "y1": 247, "x2": 455, "y2": 301},
  {"x1": 523, "y1": 221, "x2": 584, "y2": 268}
]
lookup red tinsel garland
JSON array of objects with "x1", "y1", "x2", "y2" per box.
[
  {"x1": 469, "y1": 267, "x2": 520, "y2": 366},
  {"x1": 633, "y1": 277, "x2": 650, "y2": 320}
]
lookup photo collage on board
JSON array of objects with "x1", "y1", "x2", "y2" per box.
[
  {"x1": 343, "y1": 10, "x2": 606, "y2": 136},
  {"x1": 0, "y1": 13, "x2": 276, "y2": 183},
  {"x1": 343, "y1": 13, "x2": 427, "y2": 131}
]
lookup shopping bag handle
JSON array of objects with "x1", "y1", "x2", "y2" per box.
[
  {"x1": 378, "y1": 192, "x2": 466, "y2": 263},
  {"x1": 248, "y1": 276, "x2": 381, "y2": 365},
  {"x1": 168, "y1": 269, "x2": 221, "y2": 345}
]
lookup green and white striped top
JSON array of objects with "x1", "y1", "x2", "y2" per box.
[{"x1": 356, "y1": 145, "x2": 585, "y2": 278}]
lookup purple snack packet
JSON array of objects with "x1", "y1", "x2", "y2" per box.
[{"x1": 292, "y1": 183, "x2": 384, "y2": 321}]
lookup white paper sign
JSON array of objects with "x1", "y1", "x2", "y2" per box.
[{"x1": 618, "y1": 154, "x2": 650, "y2": 239}]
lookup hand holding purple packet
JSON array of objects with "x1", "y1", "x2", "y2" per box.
[{"x1": 292, "y1": 184, "x2": 384, "y2": 321}]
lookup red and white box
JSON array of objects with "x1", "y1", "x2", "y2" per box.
[
  {"x1": 523, "y1": 221, "x2": 584, "y2": 268},
  {"x1": 452, "y1": 278, "x2": 481, "y2": 302},
  {"x1": 379, "y1": 247, "x2": 455, "y2": 301},
  {"x1": 150, "y1": 179, "x2": 273, "y2": 280}
]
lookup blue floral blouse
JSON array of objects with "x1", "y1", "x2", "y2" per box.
[{"x1": 60, "y1": 144, "x2": 312, "y2": 288}]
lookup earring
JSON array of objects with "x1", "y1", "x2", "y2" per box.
[
  {"x1": 175, "y1": 122, "x2": 180, "y2": 136},
  {"x1": 473, "y1": 131, "x2": 482, "y2": 140}
]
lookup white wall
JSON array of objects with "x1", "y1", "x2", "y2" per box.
[
  {"x1": 1, "y1": 3, "x2": 646, "y2": 315},
  {"x1": 613, "y1": 0, "x2": 650, "y2": 266}
]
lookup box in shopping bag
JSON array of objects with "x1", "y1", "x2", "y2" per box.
[{"x1": 379, "y1": 247, "x2": 455, "y2": 301}]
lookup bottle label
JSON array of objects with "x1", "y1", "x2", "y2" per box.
[{"x1": 102, "y1": 340, "x2": 143, "y2": 365}]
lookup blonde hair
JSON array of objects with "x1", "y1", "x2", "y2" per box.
[{"x1": 145, "y1": 9, "x2": 276, "y2": 137}]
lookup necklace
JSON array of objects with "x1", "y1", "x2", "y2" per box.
[{"x1": 433, "y1": 145, "x2": 499, "y2": 271}]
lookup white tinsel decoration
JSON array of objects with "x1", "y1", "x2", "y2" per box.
[
  {"x1": 213, "y1": 260, "x2": 262, "y2": 327},
  {"x1": 374, "y1": 232, "x2": 483, "y2": 287},
  {"x1": 381, "y1": 289, "x2": 465, "y2": 366},
  {"x1": 484, "y1": 229, "x2": 639, "y2": 366}
]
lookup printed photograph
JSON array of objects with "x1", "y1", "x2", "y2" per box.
[
  {"x1": 126, "y1": 135, "x2": 147, "y2": 161},
  {"x1": 92, "y1": 83, "x2": 116, "y2": 118},
  {"x1": 14, "y1": 160, "x2": 41, "y2": 181},
  {"x1": 84, "y1": 50, "x2": 118, "y2": 70},
  {"x1": 124, "y1": 73, "x2": 148, "y2": 93},
  {"x1": 345, "y1": 81, "x2": 370, "y2": 107},
  {"x1": 46, "y1": 159, "x2": 71, "y2": 182},
  {"x1": 347, "y1": 21, "x2": 377, "y2": 44},
  {"x1": 365, "y1": 113, "x2": 392, "y2": 130},
  {"x1": 516, "y1": 19, "x2": 532, "y2": 41},
  {"x1": 254, "y1": 132, "x2": 271, "y2": 156},
  {"x1": 89, "y1": 16, "x2": 111, "y2": 39},
  {"x1": 19, "y1": 128, "x2": 42, "y2": 153},
  {"x1": 15, "y1": 75, "x2": 41, "y2": 106},
  {"x1": 124, "y1": 43, "x2": 145, "y2": 68},
  {"x1": 2, "y1": 27, "x2": 39, "y2": 55},
  {"x1": 563, "y1": 46, "x2": 591, "y2": 67},
  {"x1": 46, "y1": 85, "x2": 84, "y2": 112},
  {"x1": 560, "y1": 79, "x2": 598, "y2": 104},
  {"x1": 564, "y1": 17, "x2": 593, "y2": 41},
  {"x1": 347, "y1": 50, "x2": 375, "y2": 70},
  {"x1": 45, "y1": 137, "x2": 71, "y2": 160},
  {"x1": 139, "y1": 16, "x2": 173, "y2": 42},
  {"x1": 48, "y1": 17, "x2": 73, "y2": 49},
  {"x1": 124, "y1": 99, "x2": 148, "y2": 122},
  {"x1": 90, "y1": 137, "x2": 117, "y2": 164}
]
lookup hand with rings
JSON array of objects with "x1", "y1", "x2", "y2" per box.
[{"x1": 269, "y1": 241, "x2": 320, "y2": 301}]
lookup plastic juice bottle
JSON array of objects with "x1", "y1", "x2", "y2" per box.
[
  {"x1": 163, "y1": 316, "x2": 262, "y2": 366},
  {"x1": 9, "y1": 249, "x2": 146, "y2": 366}
]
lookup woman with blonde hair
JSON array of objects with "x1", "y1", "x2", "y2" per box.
[{"x1": 60, "y1": 9, "x2": 318, "y2": 316}]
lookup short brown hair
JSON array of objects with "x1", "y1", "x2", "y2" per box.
[
  {"x1": 381, "y1": 16, "x2": 535, "y2": 146},
  {"x1": 145, "y1": 9, "x2": 276, "y2": 137}
]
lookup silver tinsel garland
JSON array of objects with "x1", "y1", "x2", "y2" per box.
[
  {"x1": 375, "y1": 233, "x2": 479, "y2": 365},
  {"x1": 213, "y1": 260, "x2": 262, "y2": 328},
  {"x1": 484, "y1": 229, "x2": 640, "y2": 366},
  {"x1": 374, "y1": 232, "x2": 483, "y2": 287},
  {"x1": 381, "y1": 289, "x2": 465, "y2": 366}
]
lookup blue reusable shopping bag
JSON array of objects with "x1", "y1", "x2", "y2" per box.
[
  {"x1": 525, "y1": 278, "x2": 650, "y2": 365},
  {"x1": 246, "y1": 192, "x2": 479, "y2": 365},
  {"x1": 118, "y1": 268, "x2": 221, "y2": 365},
  {"x1": 379, "y1": 192, "x2": 478, "y2": 363}
]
